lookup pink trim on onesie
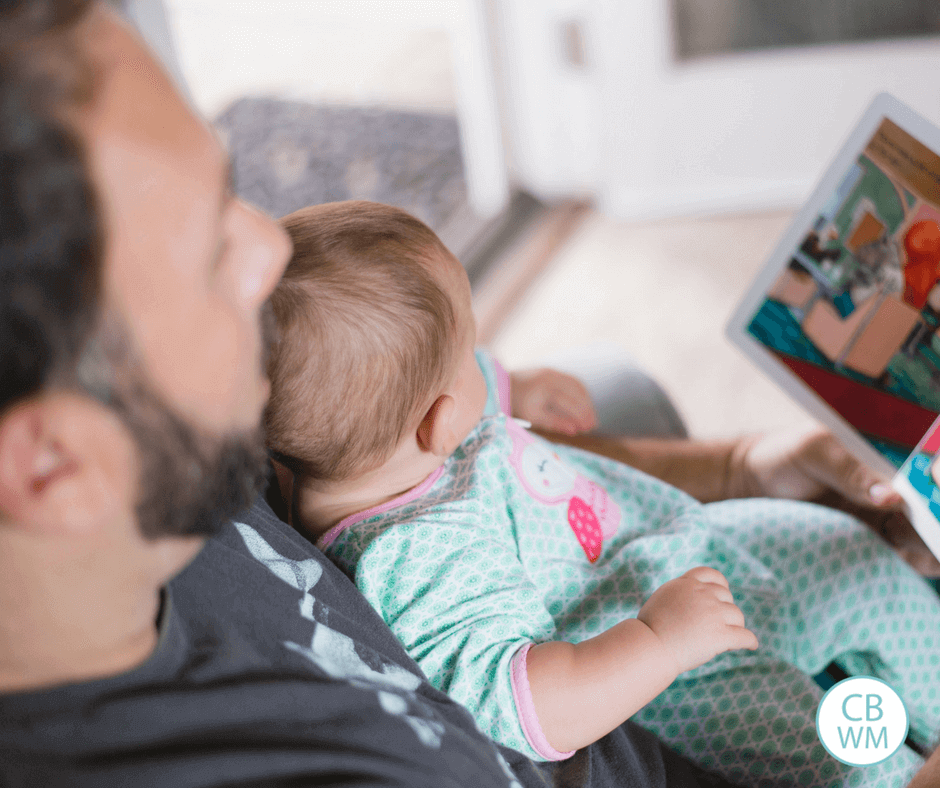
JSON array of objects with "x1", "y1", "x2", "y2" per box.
[
  {"x1": 316, "y1": 466, "x2": 446, "y2": 549},
  {"x1": 510, "y1": 644, "x2": 576, "y2": 761},
  {"x1": 492, "y1": 356, "x2": 512, "y2": 416}
]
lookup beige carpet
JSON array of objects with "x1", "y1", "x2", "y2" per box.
[{"x1": 483, "y1": 209, "x2": 819, "y2": 441}]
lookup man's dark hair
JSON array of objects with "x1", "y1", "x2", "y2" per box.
[
  {"x1": 0, "y1": 1, "x2": 267, "y2": 540},
  {"x1": 0, "y1": 0, "x2": 103, "y2": 415}
]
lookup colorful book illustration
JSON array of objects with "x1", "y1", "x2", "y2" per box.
[{"x1": 727, "y1": 94, "x2": 940, "y2": 561}]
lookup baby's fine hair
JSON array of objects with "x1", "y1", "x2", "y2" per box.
[{"x1": 265, "y1": 200, "x2": 459, "y2": 485}]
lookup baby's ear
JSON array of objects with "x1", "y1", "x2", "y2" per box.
[{"x1": 416, "y1": 395, "x2": 456, "y2": 457}]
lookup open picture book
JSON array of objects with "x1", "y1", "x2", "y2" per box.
[{"x1": 727, "y1": 93, "x2": 940, "y2": 562}]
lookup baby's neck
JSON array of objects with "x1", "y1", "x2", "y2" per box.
[
  {"x1": 294, "y1": 484, "x2": 391, "y2": 539},
  {"x1": 294, "y1": 445, "x2": 446, "y2": 540}
]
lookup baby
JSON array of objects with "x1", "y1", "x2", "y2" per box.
[{"x1": 265, "y1": 200, "x2": 940, "y2": 788}]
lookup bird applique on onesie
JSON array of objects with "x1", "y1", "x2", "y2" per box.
[{"x1": 505, "y1": 416, "x2": 620, "y2": 562}]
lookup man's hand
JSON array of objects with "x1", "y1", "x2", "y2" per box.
[
  {"x1": 731, "y1": 424, "x2": 940, "y2": 577},
  {"x1": 509, "y1": 368, "x2": 597, "y2": 436},
  {"x1": 637, "y1": 567, "x2": 758, "y2": 674},
  {"x1": 908, "y1": 743, "x2": 940, "y2": 788}
]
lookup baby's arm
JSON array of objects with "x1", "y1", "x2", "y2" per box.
[{"x1": 525, "y1": 566, "x2": 759, "y2": 753}]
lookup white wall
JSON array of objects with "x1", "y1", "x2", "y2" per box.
[
  {"x1": 165, "y1": 0, "x2": 461, "y2": 117},
  {"x1": 491, "y1": 0, "x2": 940, "y2": 219}
]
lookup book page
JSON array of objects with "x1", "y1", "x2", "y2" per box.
[
  {"x1": 744, "y1": 117, "x2": 940, "y2": 472},
  {"x1": 727, "y1": 95, "x2": 940, "y2": 556}
]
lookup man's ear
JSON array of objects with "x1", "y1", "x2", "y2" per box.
[
  {"x1": 0, "y1": 394, "x2": 133, "y2": 536},
  {"x1": 416, "y1": 394, "x2": 456, "y2": 457}
]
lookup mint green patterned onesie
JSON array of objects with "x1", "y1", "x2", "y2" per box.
[{"x1": 320, "y1": 351, "x2": 940, "y2": 788}]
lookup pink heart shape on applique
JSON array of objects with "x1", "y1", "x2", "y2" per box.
[{"x1": 567, "y1": 496, "x2": 602, "y2": 563}]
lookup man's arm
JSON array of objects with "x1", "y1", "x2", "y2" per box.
[
  {"x1": 908, "y1": 746, "x2": 940, "y2": 788},
  {"x1": 536, "y1": 431, "x2": 739, "y2": 503},
  {"x1": 539, "y1": 424, "x2": 940, "y2": 577}
]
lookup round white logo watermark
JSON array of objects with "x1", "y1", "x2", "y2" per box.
[{"x1": 816, "y1": 676, "x2": 909, "y2": 766}]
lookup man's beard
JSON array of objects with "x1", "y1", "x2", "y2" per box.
[
  {"x1": 109, "y1": 373, "x2": 269, "y2": 540},
  {"x1": 77, "y1": 305, "x2": 276, "y2": 540}
]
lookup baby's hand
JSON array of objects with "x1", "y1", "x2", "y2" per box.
[
  {"x1": 637, "y1": 566, "x2": 758, "y2": 674},
  {"x1": 509, "y1": 368, "x2": 597, "y2": 436}
]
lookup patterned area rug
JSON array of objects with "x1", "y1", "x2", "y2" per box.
[{"x1": 214, "y1": 97, "x2": 494, "y2": 264}]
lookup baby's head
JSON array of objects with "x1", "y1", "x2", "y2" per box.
[{"x1": 265, "y1": 201, "x2": 486, "y2": 490}]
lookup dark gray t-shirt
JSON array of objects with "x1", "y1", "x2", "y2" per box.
[{"x1": 0, "y1": 494, "x2": 738, "y2": 787}]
